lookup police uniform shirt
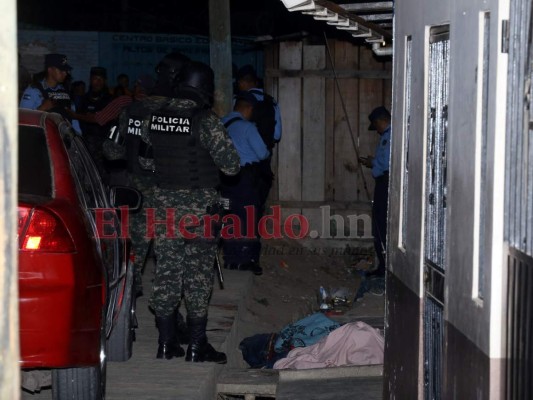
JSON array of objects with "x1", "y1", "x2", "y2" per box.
[
  {"x1": 372, "y1": 125, "x2": 391, "y2": 178},
  {"x1": 21, "y1": 79, "x2": 65, "y2": 110},
  {"x1": 221, "y1": 111, "x2": 270, "y2": 166},
  {"x1": 20, "y1": 79, "x2": 82, "y2": 134}
]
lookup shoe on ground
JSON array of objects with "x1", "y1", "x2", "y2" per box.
[
  {"x1": 156, "y1": 342, "x2": 185, "y2": 359},
  {"x1": 185, "y1": 341, "x2": 227, "y2": 364}
]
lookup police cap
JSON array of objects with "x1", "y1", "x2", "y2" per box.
[
  {"x1": 368, "y1": 106, "x2": 391, "y2": 130},
  {"x1": 45, "y1": 54, "x2": 72, "y2": 71}
]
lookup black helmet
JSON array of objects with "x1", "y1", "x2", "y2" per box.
[
  {"x1": 177, "y1": 61, "x2": 215, "y2": 99},
  {"x1": 155, "y1": 52, "x2": 190, "y2": 83}
]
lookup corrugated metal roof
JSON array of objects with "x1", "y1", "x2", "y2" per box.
[{"x1": 280, "y1": 0, "x2": 393, "y2": 54}]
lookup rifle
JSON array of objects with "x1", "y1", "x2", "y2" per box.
[{"x1": 206, "y1": 198, "x2": 230, "y2": 289}]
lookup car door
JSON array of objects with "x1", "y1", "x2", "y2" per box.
[{"x1": 65, "y1": 134, "x2": 125, "y2": 337}]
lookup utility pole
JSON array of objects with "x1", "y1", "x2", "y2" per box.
[
  {"x1": 0, "y1": 0, "x2": 20, "y2": 398},
  {"x1": 208, "y1": 0, "x2": 233, "y2": 117}
]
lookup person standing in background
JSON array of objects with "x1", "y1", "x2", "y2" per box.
[
  {"x1": 221, "y1": 91, "x2": 270, "y2": 276},
  {"x1": 234, "y1": 65, "x2": 282, "y2": 212},
  {"x1": 360, "y1": 106, "x2": 391, "y2": 278},
  {"x1": 20, "y1": 53, "x2": 81, "y2": 134},
  {"x1": 78, "y1": 67, "x2": 114, "y2": 176}
]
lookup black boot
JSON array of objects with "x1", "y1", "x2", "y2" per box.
[
  {"x1": 176, "y1": 310, "x2": 190, "y2": 345},
  {"x1": 155, "y1": 314, "x2": 185, "y2": 359},
  {"x1": 185, "y1": 316, "x2": 227, "y2": 364}
]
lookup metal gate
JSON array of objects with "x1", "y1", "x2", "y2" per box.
[
  {"x1": 505, "y1": 0, "x2": 533, "y2": 397},
  {"x1": 423, "y1": 25, "x2": 450, "y2": 400}
]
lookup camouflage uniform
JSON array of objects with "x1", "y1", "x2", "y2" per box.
[
  {"x1": 103, "y1": 96, "x2": 171, "y2": 294},
  {"x1": 150, "y1": 187, "x2": 219, "y2": 317},
  {"x1": 144, "y1": 97, "x2": 240, "y2": 318}
]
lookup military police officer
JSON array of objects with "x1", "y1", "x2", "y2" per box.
[
  {"x1": 141, "y1": 61, "x2": 240, "y2": 362},
  {"x1": 104, "y1": 52, "x2": 191, "y2": 299}
]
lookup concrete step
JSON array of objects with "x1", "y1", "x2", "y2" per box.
[
  {"x1": 217, "y1": 369, "x2": 279, "y2": 399},
  {"x1": 276, "y1": 365, "x2": 383, "y2": 399},
  {"x1": 216, "y1": 365, "x2": 383, "y2": 400},
  {"x1": 276, "y1": 375, "x2": 383, "y2": 400}
]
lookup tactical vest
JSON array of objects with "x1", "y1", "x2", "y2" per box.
[
  {"x1": 34, "y1": 80, "x2": 72, "y2": 120},
  {"x1": 79, "y1": 91, "x2": 112, "y2": 114},
  {"x1": 125, "y1": 113, "x2": 145, "y2": 174},
  {"x1": 249, "y1": 89, "x2": 276, "y2": 151},
  {"x1": 122, "y1": 101, "x2": 153, "y2": 176},
  {"x1": 79, "y1": 91, "x2": 113, "y2": 137},
  {"x1": 150, "y1": 105, "x2": 219, "y2": 189}
]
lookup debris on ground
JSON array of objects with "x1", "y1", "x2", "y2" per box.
[{"x1": 237, "y1": 238, "x2": 383, "y2": 362}]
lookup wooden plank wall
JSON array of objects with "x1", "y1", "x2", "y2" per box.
[
  {"x1": 264, "y1": 40, "x2": 392, "y2": 237},
  {"x1": 276, "y1": 42, "x2": 303, "y2": 225}
]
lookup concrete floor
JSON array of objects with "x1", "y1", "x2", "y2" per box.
[
  {"x1": 21, "y1": 239, "x2": 385, "y2": 400},
  {"x1": 21, "y1": 262, "x2": 252, "y2": 400}
]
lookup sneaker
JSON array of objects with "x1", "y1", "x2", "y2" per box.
[{"x1": 368, "y1": 277, "x2": 385, "y2": 296}]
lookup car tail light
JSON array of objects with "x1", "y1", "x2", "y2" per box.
[{"x1": 18, "y1": 206, "x2": 75, "y2": 252}]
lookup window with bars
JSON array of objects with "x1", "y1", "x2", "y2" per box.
[
  {"x1": 505, "y1": 0, "x2": 533, "y2": 398},
  {"x1": 505, "y1": 0, "x2": 533, "y2": 257},
  {"x1": 423, "y1": 24, "x2": 450, "y2": 400}
]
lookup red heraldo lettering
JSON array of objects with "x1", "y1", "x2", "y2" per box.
[
  {"x1": 245, "y1": 205, "x2": 256, "y2": 239},
  {"x1": 284, "y1": 213, "x2": 309, "y2": 239},
  {"x1": 220, "y1": 213, "x2": 242, "y2": 239},
  {"x1": 95, "y1": 205, "x2": 374, "y2": 241},
  {"x1": 145, "y1": 208, "x2": 176, "y2": 238},
  {"x1": 202, "y1": 213, "x2": 220, "y2": 239},
  {"x1": 94, "y1": 207, "x2": 131, "y2": 239},
  {"x1": 94, "y1": 208, "x2": 119, "y2": 239},
  {"x1": 258, "y1": 205, "x2": 283, "y2": 239},
  {"x1": 178, "y1": 214, "x2": 200, "y2": 240},
  {"x1": 119, "y1": 205, "x2": 130, "y2": 238}
]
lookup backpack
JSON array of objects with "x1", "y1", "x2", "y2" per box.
[{"x1": 249, "y1": 89, "x2": 276, "y2": 151}]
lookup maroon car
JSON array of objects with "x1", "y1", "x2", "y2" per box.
[{"x1": 18, "y1": 109, "x2": 140, "y2": 399}]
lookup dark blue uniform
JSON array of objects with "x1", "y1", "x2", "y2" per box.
[
  {"x1": 220, "y1": 111, "x2": 269, "y2": 272},
  {"x1": 371, "y1": 125, "x2": 391, "y2": 275}
]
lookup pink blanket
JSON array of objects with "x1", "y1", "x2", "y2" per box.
[{"x1": 273, "y1": 321, "x2": 384, "y2": 369}]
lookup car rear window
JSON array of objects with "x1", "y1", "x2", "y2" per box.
[{"x1": 18, "y1": 125, "x2": 52, "y2": 197}]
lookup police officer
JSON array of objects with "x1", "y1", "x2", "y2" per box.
[
  {"x1": 360, "y1": 106, "x2": 391, "y2": 277},
  {"x1": 104, "y1": 53, "x2": 191, "y2": 301},
  {"x1": 142, "y1": 61, "x2": 240, "y2": 362},
  {"x1": 78, "y1": 67, "x2": 113, "y2": 176},
  {"x1": 221, "y1": 91, "x2": 270, "y2": 275},
  {"x1": 234, "y1": 65, "x2": 282, "y2": 210},
  {"x1": 20, "y1": 53, "x2": 81, "y2": 133}
]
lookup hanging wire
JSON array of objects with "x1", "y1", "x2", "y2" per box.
[{"x1": 323, "y1": 31, "x2": 372, "y2": 201}]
